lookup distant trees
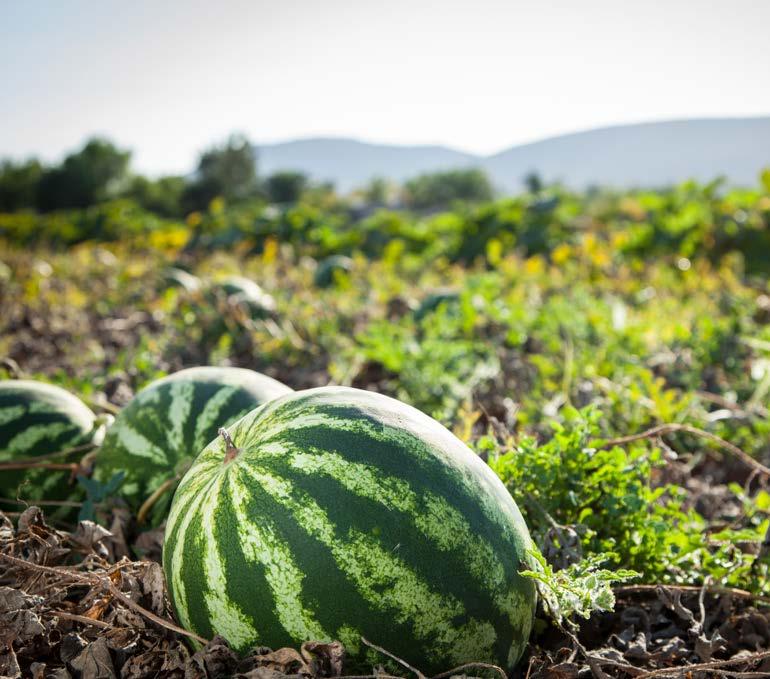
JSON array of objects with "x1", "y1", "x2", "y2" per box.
[
  {"x1": 37, "y1": 138, "x2": 131, "y2": 211},
  {"x1": 0, "y1": 133, "x2": 279, "y2": 218},
  {"x1": 182, "y1": 134, "x2": 259, "y2": 212},
  {"x1": 0, "y1": 159, "x2": 42, "y2": 212},
  {"x1": 264, "y1": 171, "x2": 308, "y2": 204},
  {"x1": 0, "y1": 140, "x2": 132, "y2": 212},
  {"x1": 0, "y1": 135, "x2": 499, "y2": 218},
  {"x1": 362, "y1": 177, "x2": 390, "y2": 205},
  {"x1": 124, "y1": 175, "x2": 186, "y2": 218},
  {"x1": 403, "y1": 168, "x2": 494, "y2": 209},
  {"x1": 524, "y1": 171, "x2": 544, "y2": 194}
]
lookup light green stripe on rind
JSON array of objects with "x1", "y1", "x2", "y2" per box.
[
  {"x1": 167, "y1": 381, "x2": 194, "y2": 453},
  {"x1": 229, "y1": 469, "x2": 329, "y2": 642},
  {"x1": 269, "y1": 446, "x2": 512, "y2": 611},
  {"x1": 27, "y1": 400, "x2": 65, "y2": 414},
  {"x1": 166, "y1": 459, "x2": 223, "y2": 632},
  {"x1": 242, "y1": 411, "x2": 342, "y2": 447},
  {"x1": 201, "y1": 474, "x2": 259, "y2": 649},
  {"x1": 257, "y1": 441, "x2": 531, "y2": 659},
  {"x1": 112, "y1": 421, "x2": 168, "y2": 464},
  {"x1": 0, "y1": 405, "x2": 26, "y2": 426},
  {"x1": 5, "y1": 422, "x2": 72, "y2": 456},
  {"x1": 165, "y1": 386, "x2": 535, "y2": 673},
  {"x1": 238, "y1": 464, "x2": 498, "y2": 666},
  {"x1": 255, "y1": 406, "x2": 532, "y2": 561},
  {"x1": 95, "y1": 368, "x2": 293, "y2": 520}
]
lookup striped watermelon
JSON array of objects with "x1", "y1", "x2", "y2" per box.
[
  {"x1": 0, "y1": 380, "x2": 99, "y2": 505},
  {"x1": 163, "y1": 267, "x2": 202, "y2": 293},
  {"x1": 95, "y1": 366, "x2": 292, "y2": 524},
  {"x1": 214, "y1": 276, "x2": 276, "y2": 317},
  {"x1": 314, "y1": 255, "x2": 352, "y2": 288},
  {"x1": 163, "y1": 386, "x2": 536, "y2": 674}
]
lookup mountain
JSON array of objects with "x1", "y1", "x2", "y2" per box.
[
  {"x1": 255, "y1": 117, "x2": 770, "y2": 193},
  {"x1": 483, "y1": 117, "x2": 770, "y2": 191},
  {"x1": 256, "y1": 138, "x2": 476, "y2": 192}
]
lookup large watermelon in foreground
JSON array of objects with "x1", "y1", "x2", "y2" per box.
[
  {"x1": 95, "y1": 366, "x2": 292, "y2": 523},
  {"x1": 0, "y1": 380, "x2": 100, "y2": 505},
  {"x1": 163, "y1": 386, "x2": 536, "y2": 674}
]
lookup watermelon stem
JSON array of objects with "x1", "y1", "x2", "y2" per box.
[{"x1": 219, "y1": 427, "x2": 240, "y2": 462}]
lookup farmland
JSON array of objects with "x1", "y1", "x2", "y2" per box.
[{"x1": 3, "y1": 173, "x2": 770, "y2": 677}]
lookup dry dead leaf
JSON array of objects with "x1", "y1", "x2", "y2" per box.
[
  {"x1": 0, "y1": 586, "x2": 45, "y2": 645},
  {"x1": 300, "y1": 641, "x2": 345, "y2": 677},
  {"x1": 70, "y1": 521, "x2": 113, "y2": 558},
  {"x1": 252, "y1": 646, "x2": 306, "y2": 675},
  {"x1": 186, "y1": 635, "x2": 239, "y2": 678},
  {"x1": 69, "y1": 638, "x2": 116, "y2": 679},
  {"x1": 59, "y1": 633, "x2": 88, "y2": 664},
  {"x1": 132, "y1": 525, "x2": 165, "y2": 563},
  {"x1": 0, "y1": 645, "x2": 21, "y2": 679},
  {"x1": 140, "y1": 561, "x2": 166, "y2": 616}
]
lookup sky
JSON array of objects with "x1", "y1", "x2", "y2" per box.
[{"x1": 1, "y1": 0, "x2": 769, "y2": 176}]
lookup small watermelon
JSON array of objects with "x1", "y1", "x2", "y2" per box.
[
  {"x1": 163, "y1": 386, "x2": 536, "y2": 674},
  {"x1": 95, "y1": 366, "x2": 292, "y2": 524},
  {"x1": 414, "y1": 289, "x2": 460, "y2": 321},
  {"x1": 314, "y1": 255, "x2": 352, "y2": 288},
  {"x1": 163, "y1": 267, "x2": 202, "y2": 294},
  {"x1": 0, "y1": 380, "x2": 100, "y2": 507},
  {"x1": 213, "y1": 276, "x2": 276, "y2": 317}
]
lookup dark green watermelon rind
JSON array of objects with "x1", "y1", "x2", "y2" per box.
[
  {"x1": 0, "y1": 380, "x2": 98, "y2": 506},
  {"x1": 164, "y1": 387, "x2": 536, "y2": 675},
  {"x1": 95, "y1": 368, "x2": 292, "y2": 514}
]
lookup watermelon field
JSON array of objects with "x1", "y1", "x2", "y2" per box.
[{"x1": 3, "y1": 174, "x2": 770, "y2": 678}]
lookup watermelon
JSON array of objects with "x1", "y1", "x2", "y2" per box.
[
  {"x1": 0, "y1": 380, "x2": 100, "y2": 505},
  {"x1": 163, "y1": 386, "x2": 536, "y2": 674},
  {"x1": 95, "y1": 366, "x2": 292, "y2": 523},
  {"x1": 414, "y1": 289, "x2": 461, "y2": 321},
  {"x1": 214, "y1": 276, "x2": 276, "y2": 317},
  {"x1": 163, "y1": 267, "x2": 202, "y2": 293},
  {"x1": 314, "y1": 255, "x2": 352, "y2": 288}
]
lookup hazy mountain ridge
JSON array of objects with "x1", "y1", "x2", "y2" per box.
[
  {"x1": 256, "y1": 117, "x2": 770, "y2": 192},
  {"x1": 256, "y1": 138, "x2": 476, "y2": 191}
]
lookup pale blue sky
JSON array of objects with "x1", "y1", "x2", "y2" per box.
[{"x1": 2, "y1": 0, "x2": 769, "y2": 175}]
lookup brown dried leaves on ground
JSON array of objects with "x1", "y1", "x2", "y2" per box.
[
  {"x1": 0, "y1": 507, "x2": 345, "y2": 679},
  {"x1": 526, "y1": 585, "x2": 770, "y2": 678},
  {"x1": 3, "y1": 506, "x2": 770, "y2": 679}
]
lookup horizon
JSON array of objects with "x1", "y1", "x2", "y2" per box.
[
  {"x1": 3, "y1": 0, "x2": 770, "y2": 176},
  {"x1": 2, "y1": 114, "x2": 769, "y2": 178},
  {"x1": 257, "y1": 113, "x2": 770, "y2": 154}
]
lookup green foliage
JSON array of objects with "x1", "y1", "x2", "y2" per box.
[
  {"x1": 37, "y1": 138, "x2": 131, "y2": 211},
  {"x1": 522, "y1": 549, "x2": 638, "y2": 625},
  {"x1": 4, "y1": 167, "x2": 770, "y2": 609},
  {"x1": 265, "y1": 171, "x2": 308, "y2": 204},
  {"x1": 0, "y1": 158, "x2": 43, "y2": 211},
  {"x1": 182, "y1": 133, "x2": 259, "y2": 212},
  {"x1": 361, "y1": 176, "x2": 391, "y2": 205},
  {"x1": 314, "y1": 254, "x2": 352, "y2": 288},
  {"x1": 345, "y1": 287, "x2": 503, "y2": 420},
  {"x1": 76, "y1": 471, "x2": 124, "y2": 523},
  {"x1": 487, "y1": 407, "x2": 770, "y2": 593},
  {"x1": 487, "y1": 408, "x2": 672, "y2": 575},
  {"x1": 123, "y1": 175, "x2": 186, "y2": 218},
  {"x1": 2, "y1": 171, "x2": 769, "y2": 275},
  {"x1": 524, "y1": 171, "x2": 545, "y2": 194},
  {"x1": 352, "y1": 311, "x2": 500, "y2": 421},
  {"x1": 0, "y1": 200, "x2": 180, "y2": 246},
  {"x1": 403, "y1": 167, "x2": 494, "y2": 209}
]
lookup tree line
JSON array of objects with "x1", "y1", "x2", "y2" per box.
[{"x1": 0, "y1": 134, "x2": 498, "y2": 216}]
